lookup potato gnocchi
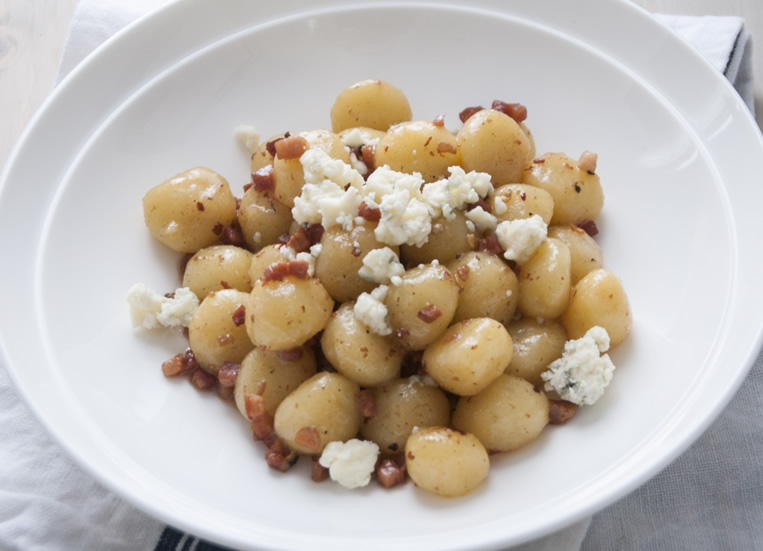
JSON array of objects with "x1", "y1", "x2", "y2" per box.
[{"x1": 129, "y1": 79, "x2": 631, "y2": 498}]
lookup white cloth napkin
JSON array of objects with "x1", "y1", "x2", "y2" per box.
[{"x1": 0, "y1": 2, "x2": 758, "y2": 550}]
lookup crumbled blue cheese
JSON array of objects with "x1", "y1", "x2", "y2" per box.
[
  {"x1": 348, "y1": 151, "x2": 368, "y2": 176},
  {"x1": 358, "y1": 247, "x2": 405, "y2": 284},
  {"x1": 493, "y1": 196, "x2": 508, "y2": 216},
  {"x1": 541, "y1": 326, "x2": 615, "y2": 406},
  {"x1": 234, "y1": 125, "x2": 260, "y2": 153},
  {"x1": 353, "y1": 285, "x2": 391, "y2": 335},
  {"x1": 465, "y1": 205, "x2": 498, "y2": 232},
  {"x1": 292, "y1": 176, "x2": 363, "y2": 231},
  {"x1": 495, "y1": 214, "x2": 548, "y2": 264},
  {"x1": 293, "y1": 151, "x2": 491, "y2": 248},
  {"x1": 421, "y1": 166, "x2": 492, "y2": 220},
  {"x1": 341, "y1": 128, "x2": 381, "y2": 148},
  {"x1": 301, "y1": 147, "x2": 365, "y2": 189},
  {"x1": 375, "y1": 185, "x2": 431, "y2": 247},
  {"x1": 127, "y1": 284, "x2": 199, "y2": 330},
  {"x1": 318, "y1": 439, "x2": 380, "y2": 489}
]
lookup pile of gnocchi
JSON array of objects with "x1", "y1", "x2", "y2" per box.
[{"x1": 131, "y1": 79, "x2": 631, "y2": 498}]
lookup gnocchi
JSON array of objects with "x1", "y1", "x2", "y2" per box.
[{"x1": 131, "y1": 80, "x2": 631, "y2": 499}]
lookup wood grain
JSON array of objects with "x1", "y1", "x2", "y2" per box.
[
  {"x1": 0, "y1": 0, "x2": 80, "y2": 169},
  {"x1": 0, "y1": 0, "x2": 761, "y2": 171}
]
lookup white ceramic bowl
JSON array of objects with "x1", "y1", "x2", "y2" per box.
[{"x1": 2, "y1": 1, "x2": 763, "y2": 549}]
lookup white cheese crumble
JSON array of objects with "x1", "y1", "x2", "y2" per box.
[
  {"x1": 348, "y1": 151, "x2": 368, "y2": 176},
  {"x1": 493, "y1": 196, "x2": 508, "y2": 215},
  {"x1": 421, "y1": 166, "x2": 492, "y2": 220},
  {"x1": 318, "y1": 439, "x2": 380, "y2": 489},
  {"x1": 375, "y1": 183, "x2": 432, "y2": 247},
  {"x1": 357, "y1": 247, "x2": 405, "y2": 284},
  {"x1": 127, "y1": 284, "x2": 199, "y2": 330},
  {"x1": 234, "y1": 124, "x2": 260, "y2": 153},
  {"x1": 292, "y1": 148, "x2": 494, "y2": 249},
  {"x1": 465, "y1": 205, "x2": 498, "y2": 232},
  {"x1": 495, "y1": 214, "x2": 548, "y2": 264},
  {"x1": 541, "y1": 326, "x2": 615, "y2": 406},
  {"x1": 292, "y1": 178, "x2": 363, "y2": 231},
  {"x1": 301, "y1": 147, "x2": 365, "y2": 189},
  {"x1": 340, "y1": 127, "x2": 381, "y2": 148},
  {"x1": 353, "y1": 285, "x2": 391, "y2": 335}
]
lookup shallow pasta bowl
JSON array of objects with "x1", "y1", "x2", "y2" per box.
[{"x1": 2, "y1": 0, "x2": 763, "y2": 549}]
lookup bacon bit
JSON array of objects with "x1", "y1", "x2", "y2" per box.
[
  {"x1": 350, "y1": 246, "x2": 362, "y2": 257},
  {"x1": 217, "y1": 362, "x2": 240, "y2": 387},
  {"x1": 286, "y1": 227, "x2": 311, "y2": 253},
  {"x1": 161, "y1": 354, "x2": 185, "y2": 377},
  {"x1": 549, "y1": 400, "x2": 578, "y2": 425},
  {"x1": 261, "y1": 259, "x2": 310, "y2": 281},
  {"x1": 244, "y1": 393, "x2": 267, "y2": 420},
  {"x1": 245, "y1": 394, "x2": 276, "y2": 441},
  {"x1": 477, "y1": 234, "x2": 504, "y2": 255},
  {"x1": 311, "y1": 459, "x2": 330, "y2": 482},
  {"x1": 196, "y1": 201, "x2": 205, "y2": 211},
  {"x1": 395, "y1": 328, "x2": 410, "y2": 340},
  {"x1": 577, "y1": 220, "x2": 599, "y2": 237},
  {"x1": 274, "y1": 135, "x2": 308, "y2": 160},
  {"x1": 251, "y1": 164, "x2": 275, "y2": 191},
  {"x1": 190, "y1": 368, "x2": 217, "y2": 390},
  {"x1": 231, "y1": 305, "x2": 246, "y2": 326},
  {"x1": 276, "y1": 347, "x2": 304, "y2": 362},
  {"x1": 376, "y1": 459, "x2": 406, "y2": 488},
  {"x1": 577, "y1": 150, "x2": 598, "y2": 173},
  {"x1": 212, "y1": 223, "x2": 224, "y2": 236},
  {"x1": 466, "y1": 197, "x2": 492, "y2": 214},
  {"x1": 357, "y1": 390, "x2": 376, "y2": 419},
  {"x1": 277, "y1": 231, "x2": 290, "y2": 244},
  {"x1": 306, "y1": 223, "x2": 324, "y2": 245},
  {"x1": 288, "y1": 259, "x2": 310, "y2": 279},
  {"x1": 417, "y1": 303, "x2": 442, "y2": 324},
  {"x1": 491, "y1": 100, "x2": 528, "y2": 123},
  {"x1": 265, "y1": 438, "x2": 298, "y2": 472},
  {"x1": 358, "y1": 201, "x2": 381, "y2": 222},
  {"x1": 262, "y1": 262, "x2": 291, "y2": 283},
  {"x1": 220, "y1": 280, "x2": 231, "y2": 290},
  {"x1": 432, "y1": 113, "x2": 446, "y2": 127},
  {"x1": 217, "y1": 334, "x2": 234, "y2": 346},
  {"x1": 217, "y1": 384, "x2": 235, "y2": 401},
  {"x1": 360, "y1": 144, "x2": 376, "y2": 173},
  {"x1": 225, "y1": 222, "x2": 246, "y2": 247},
  {"x1": 161, "y1": 348, "x2": 199, "y2": 377},
  {"x1": 294, "y1": 426, "x2": 321, "y2": 452},
  {"x1": 459, "y1": 106, "x2": 484, "y2": 123},
  {"x1": 265, "y1": 136, "x2": 283, "y2": 157},
  {"x1": 436, "y1": 141, "x2": 457, "y2": 155},
  {"x1": 456, "y1": 264, "x2": 470, "y2": 283}
]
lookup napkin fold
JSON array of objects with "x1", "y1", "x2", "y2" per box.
[{"x1": 0, "y1": 2, "x2": 759, "y2": 550}]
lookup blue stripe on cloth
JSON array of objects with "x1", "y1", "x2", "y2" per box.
[{"x1": 154, "y1": 526, "x2": 235, "y2": 551}]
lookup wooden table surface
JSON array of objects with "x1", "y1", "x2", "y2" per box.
[{"x1": 1, "y1": 0, "x2": 762, "y2": 172}]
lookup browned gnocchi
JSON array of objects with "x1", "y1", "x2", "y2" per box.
[{"x1": 131, "y1": 79, "x2": 631, "y2": 499}]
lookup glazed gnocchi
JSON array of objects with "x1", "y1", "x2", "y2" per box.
[{"x1": 130, "y1": 79, "x2": 631, "y2": 499}]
